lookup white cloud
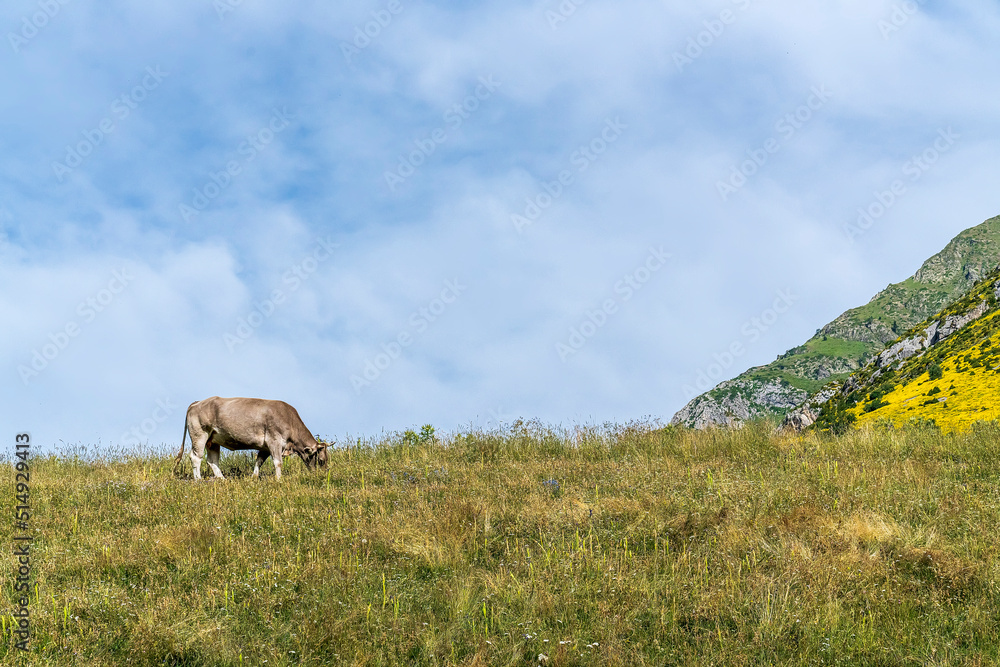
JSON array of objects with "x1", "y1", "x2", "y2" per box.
[{"x1": 3, "y1": 0, "x2": 1000, "y2": 449}]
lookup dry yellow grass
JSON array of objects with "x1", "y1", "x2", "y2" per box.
[{"x1": 2, "y1": 420, "x2": 1000, "y2": 665}]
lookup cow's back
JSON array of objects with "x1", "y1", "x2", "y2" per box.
[{"x1": 206, "y1": 397, "x2": 309, "y2": 440}]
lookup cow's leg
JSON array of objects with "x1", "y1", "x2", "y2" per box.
[
  {"x1": 189, "y1": 430, "x2": 210, "y2": 480},
  {"x1": 266, "y1": 436, "x2": 284, "y2": 481},
  {"x1": 206, "y1": 444, "x2": 225, "y2": 479},
  {"x1": 253, "y1": 450, "x2": 270, "y2": 478}
]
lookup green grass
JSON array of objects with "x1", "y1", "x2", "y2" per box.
[
  {"x1": 844, "y1": 278, "x2": 945, "y2": 325},
  {"x1": 4, "y1": 420, "x2": 1000, "y2": 665},
  {"x1": 799, "y1": 337, "x2": 872, "y2": 360},
  {"x1": 738, "y1": 367, "x2": 847, "y2": 396},
  {"x1": 705, "y1": 340, "x2": 875, "y2": 411}
]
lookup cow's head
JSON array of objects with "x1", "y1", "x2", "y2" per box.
[{"x1": 298, "y1": 438, "x2": 329, "y2": 471}]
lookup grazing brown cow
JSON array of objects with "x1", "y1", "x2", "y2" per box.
[{"x1": 175, "y1": 397, "x2": 328, "y2": 480}]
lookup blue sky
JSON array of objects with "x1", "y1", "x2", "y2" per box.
[{"x1": 3, "y1": 0, "x2": 999, "y2": 451}]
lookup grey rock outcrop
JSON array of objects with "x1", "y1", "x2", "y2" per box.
[
  {"x1": 783, "y1": 407, "x2": 817, "y2": 431},
  {"x1": 781, "y1": 386, "x2": 839, "y2": 432},
  {"x1": 671, "y1": 378, "x2": 807, "y2": 429},
  {"x1": 873, "y1": 298, "x2": 989, "y2": 370},
  {"x1": 934, "y1": 300, "x2": 989, "y2": 342},
  {"x1": 875, "y1": 327, "x2": 935, "y2": 368}
]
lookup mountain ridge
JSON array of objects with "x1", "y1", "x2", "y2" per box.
[
  {"x1": 810, "y1": 265, "x2": 1000, "y2": 433},
  {"x1": 671, "y1": 214, "x2": 1000, "y2": 428}
]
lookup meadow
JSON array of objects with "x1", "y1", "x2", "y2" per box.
[{"x1": 3, "y1": 419, "x2": 1000, "y2": 666}]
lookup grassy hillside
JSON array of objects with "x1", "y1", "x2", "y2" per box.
[
  {"x1": 674, "y1": 215, "x2": 1000, "y2": 427},
  {"x1": 816, "y1": 214, "x2": 1000, "y2": 344},
  {"x1": 851, "y1": 326, "x2": 1000, "y2": 431},
  {"x1": 5, "y1": 422, "x2": 1000, "y2": 665},
  {"x1": 815, "y1": 266, "x2": 1000, "y2": 434}
]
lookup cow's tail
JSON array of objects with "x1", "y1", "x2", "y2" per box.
[{"x1": 174, "y1": 418, "x2": 189, "y2": 476}]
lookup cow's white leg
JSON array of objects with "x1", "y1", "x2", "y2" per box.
[
  {"x1": 206, "y1": 446, "x2": 225, "y2": 479},
  {"x1": 189, "y1": 452, "x2": 202, "y2": 479},
  {"x1": 273, "y1": 443, "x2": 284, "y2": 479},
  {"x1": 189, "y1": 430, "x2": 211, "y2": 480},
  {"x1": 265, "y1": 436, "x2": 284, "y2": 481}
]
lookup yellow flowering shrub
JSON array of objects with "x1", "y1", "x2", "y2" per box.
[{"x1": 852, "y1": 309, "x2": 1000, "y2": 433}]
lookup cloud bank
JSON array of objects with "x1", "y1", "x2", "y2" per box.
[{"x1": 2, "y1": 0, "x2": 998, "y2": 449}]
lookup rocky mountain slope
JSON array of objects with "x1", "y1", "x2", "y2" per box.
[
  {"x1": 810, "y1": 267, "x2": 1000, "y2": 433},
  {"x1": 671, "y1": 214, "x2": 1000, "y2": 428}
]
